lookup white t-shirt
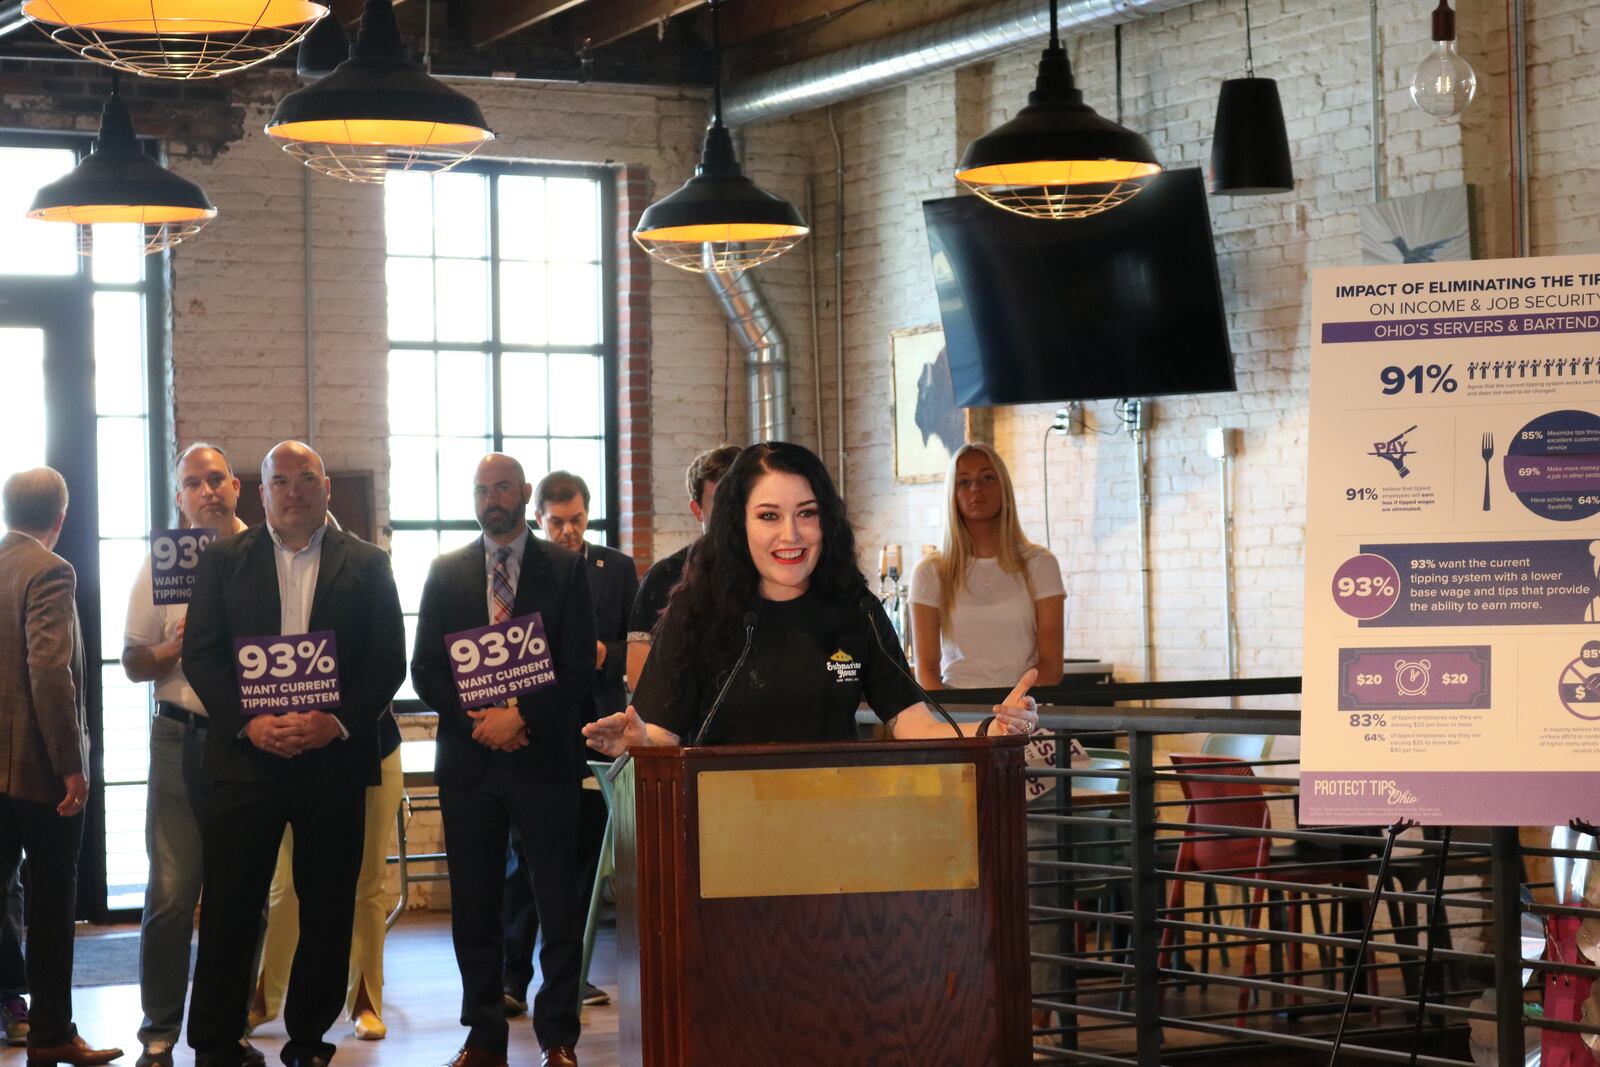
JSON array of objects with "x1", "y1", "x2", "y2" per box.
[
  {"x1": 124, "y1": 554, "x2": 204, "y2": 714},
  {"x1": 909, "y1": 549, "x2": 1065, "y2": 689}
]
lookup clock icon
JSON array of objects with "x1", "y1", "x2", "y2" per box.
[{"x1": 1395, "y1": 658, "x2": 1431, "y2": 697}]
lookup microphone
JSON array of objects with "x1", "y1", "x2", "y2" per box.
[
  {"x1": 690, "y1": 610, "x2": 758, "y2": 747},
  {"x1": 858, "y1": 594, "x2": 962, "y2": 739},
  {"x1": 606, "y1": 609, "x2": 758, "y2": 782}
]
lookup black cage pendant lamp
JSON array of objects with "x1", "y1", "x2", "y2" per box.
[
  {"x1": 266, "y1": 0, "x2": 495, "y2": 184},
  {"x1": 1209, "y1": 0, "x2": 1294, "y2": 195},
  {"x1": 21, "y1": 0, "x2": 328, "y2": 79},
  {"x1": 956, "y1": 0, "x2": 1162, "y2": 220},
  {"x1": 27, "y1": 75, "x2": 217, "y2": 255},
  {"x1": 633, "y1": 0, "x2": 808, "y2": 273}
]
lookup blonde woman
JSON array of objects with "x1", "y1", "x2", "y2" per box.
[
  {"x1": 910, "y1": 443, "x2": 1064, "y2": 692},
  {"x1": 909, "y1": 442, "x2": 1065, "y2": 1039}
]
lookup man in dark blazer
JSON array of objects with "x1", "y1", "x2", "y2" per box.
[
  {"x1": 501, "y1": 471, "x2": 637, "y2": 1011},
  {"x1": 181, "y1": 442, "x2": 405, "y2": 1067},
  {"x1": 412, "y1": 453, "x2": 595, "y2": 1067},
  {"x1": 0, "y1": 469, "x2": 120, "y2": 1066}
]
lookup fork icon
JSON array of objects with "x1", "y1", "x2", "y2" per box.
[{"x1": 1481, "y1": 432, "x2": 1495, "y2": 510}]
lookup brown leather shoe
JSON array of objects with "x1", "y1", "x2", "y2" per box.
[
  {"x1": 439, "y1": 1047, "x2": 508, "y2": 1067},
  {"x1": 541, "y1": 1048, "x2": 578, "y2": 1067},
  {"x1": 26, "y1": 1034, "x2": 124, "y2": 1065}
]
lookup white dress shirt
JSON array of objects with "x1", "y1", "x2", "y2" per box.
[{"x1": 267, "y1": 519, "x2": 343, "y2": 734}]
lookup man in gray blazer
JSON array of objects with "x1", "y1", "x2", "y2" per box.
[{"x1": 0, "y1": 468, "x2": 120, "y2": 1066}]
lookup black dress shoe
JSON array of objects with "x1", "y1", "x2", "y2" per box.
[
  {"x1": 282, "y1": 1058, "x2": 330, "y2": 1067},
  {"x1": 241, "y1": 1040, "x2": 267, "y2": 1067}
]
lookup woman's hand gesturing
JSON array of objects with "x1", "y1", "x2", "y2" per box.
[{"x1": 581, "y1": 705, "x2": 650, "y2": 757}]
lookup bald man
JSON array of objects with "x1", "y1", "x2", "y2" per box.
[
  {"x1": 410, "y1": 453, "x2": 595, "y2": 1067},
  {"x1": 181, "y1": 442, "x2": 406, "y2": 1067}
]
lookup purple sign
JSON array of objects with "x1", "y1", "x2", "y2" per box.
[
  {"x1": 1331, "y1": 554, "x2": 1401, "y2": 620},
  {"x1": 1303, "y1": 771, "x2": 1598, "y2": 826},
  {"x1": 232, "y1": 630, "x2": 341, "y2": 716},
  {"x1": 150, "y1": 528, "x2": 218, "y2": 605},
  {"x1": 1337, "y1": 646, "x2": 1491, "y2": 710},
  {"x1": 1321, "y1": 311, "x2": 1600, "y2": 344},
  {"x1": 1354, "y1": 539, "x2": 1600, "y2": 628},
  {"x1": 446, "y1": 612, "x2": 556, "y2": 710},
  {"x1": 1505, "y1": 410, "x2": 1600, "y2": 520}
]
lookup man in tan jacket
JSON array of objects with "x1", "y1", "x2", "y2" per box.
[{"x1": 0, "y1": 468, "x2": 119, "y2": 1066}]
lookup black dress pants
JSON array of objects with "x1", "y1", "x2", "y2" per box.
[
  {"x1": 0, "y1": 797, "x2": 82, "y2": 1047},
  {"x1": 502, "y1": 786, "x2": 606, "y2": 1000},
  {"x1": 442, "y1": 761, "x2": 581, "y2": 1053},
  {"x1": 187, "y1": 778, "x2": 365, "y2": 1066}
]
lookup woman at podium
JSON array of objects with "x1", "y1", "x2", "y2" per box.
[{"x1": 583, "y1": 442, "x2": 1038, "y2": 754}]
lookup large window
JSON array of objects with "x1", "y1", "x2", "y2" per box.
[
  {"x1": 1, "y1": 137, "x2": 167, "y2": 914},
  {"x1": 383, "y1": 162, "x2": 616, "y2": 702}
]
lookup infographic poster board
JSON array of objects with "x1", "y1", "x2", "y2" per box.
[{"x1": 1303, "y1": 253, "x2": 1600, "y2": 825}]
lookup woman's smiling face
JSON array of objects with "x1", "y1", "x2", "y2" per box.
[{"x1": 744, "y1": 470, "x2": 823, "y2": 601}]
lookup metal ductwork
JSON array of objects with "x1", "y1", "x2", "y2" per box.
[
  {"x1": 0, "y1": 4, "x2": 28, "y2": 37},
  {"x1": 724, "y1": 0, "x2": 1202, "y2": 127},
  {"x1": 705, "y1": 260, "x2": 790, "y2": 444}
]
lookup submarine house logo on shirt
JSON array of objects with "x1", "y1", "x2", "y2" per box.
[{"x1": 826, "y1": 648, "x2": 861, "y2": 683}]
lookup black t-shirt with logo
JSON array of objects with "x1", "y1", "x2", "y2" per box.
[
  {"x1": 627, "y1": 544, "x2": 689, "y2": 642},
  {"x1": 632, "y1": 587, "x2": 924, "y2": 746}
]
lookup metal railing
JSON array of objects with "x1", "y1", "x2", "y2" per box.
[{"x1": 939, "y1": 679, "x2": 1600, "y2": 1066}]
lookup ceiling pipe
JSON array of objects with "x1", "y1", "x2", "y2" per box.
[
  {"x1": 722, "y1": 0, "x2": 1203, "y2": 127},
  {"x1": 0, "y1": 3, "x2": 28, "y2": 37}
]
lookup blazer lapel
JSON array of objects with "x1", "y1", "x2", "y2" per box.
[
  {"x1": 309, "y1": 528, "x2": 349, "y2": 629},
  {"x1": 466, "y1": 536, "x2": 490, "y2": 627},
  {"x1": 514, "y1": 531, "x2": 547, "y2": 616},
  {"x1": 248, "y1": 528, "x2": 284, "y2": 636}
]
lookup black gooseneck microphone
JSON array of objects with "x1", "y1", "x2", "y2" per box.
[
  {"x1": 857, "y1": 594, "x2": 962, "y2": 739},
  {"x1": 690, "y1": 609, "x2": 759, "y2": 747}
]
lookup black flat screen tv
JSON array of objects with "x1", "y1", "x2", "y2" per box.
[{"x1": 922, "y1": 167, "x2": 1235, "y2": 406}]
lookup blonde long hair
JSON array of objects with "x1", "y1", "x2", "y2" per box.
[{"x1": 932, "y1": 442, "x2": 1038, "y2": 626}]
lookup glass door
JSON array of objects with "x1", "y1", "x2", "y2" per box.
[{"x1": 2, "y1": 133, "x2": 167, "y2": 919}]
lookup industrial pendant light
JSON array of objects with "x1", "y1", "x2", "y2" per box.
[
  {"x1": 294, "y1": 4, "x2": 349, "y2": 81},
  {"x1": 21, "y1": 0, "x2": 328, "y2": 79},
  {"x1": 1410, "y1": 0, "x2": 1476, "y2": 120},
  {"x1": 27, "y1": 76, "x2": 217, "y2": 254},
  {"x1": 1209, "y1": 0, "x2": 1294, "y2": 195},
  {"x1": 266, "y1": 0, "x2": 495, "y2": 184},
  {"x1": 633, "y1": 0, "x2": 808, "y2": 273},
  {"x1": 956, "y1": 0, "x2": 1162, "y2": 220}
]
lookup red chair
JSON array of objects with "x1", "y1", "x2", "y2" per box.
[{"x1": 1158, "y1": 753, "x2": 1370, "y2": 1024}]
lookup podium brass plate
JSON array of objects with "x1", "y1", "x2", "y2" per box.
[{"x1": 697, "y1": 763, "x2": 979, "y2": 898}]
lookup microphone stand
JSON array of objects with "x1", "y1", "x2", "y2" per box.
[{"x1": 860, "y1": 596, "x2": 963, "y2": 739}]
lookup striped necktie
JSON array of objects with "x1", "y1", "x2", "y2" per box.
[{"x1": 492, "y1": 545, "x2": 515, "y2": 624}]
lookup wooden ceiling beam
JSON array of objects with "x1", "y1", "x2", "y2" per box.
[
  {"x1": 467, "y1": 0, "x2": 588, "y2": 46},
  {"x1": 570, "y1": 0, "x2": 705, "y2": 49}
]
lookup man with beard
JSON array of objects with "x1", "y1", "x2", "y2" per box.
[
  {"x1": 121, "y1": 444, "x2": 256, "y2": 1067},
  {"x1": 411, "y1": 453, "x2": 595, "y2": 1067}
]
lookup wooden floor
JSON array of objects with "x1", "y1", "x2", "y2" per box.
[{"x1": 52, "y1": 913, "x2": 621, "y2": 1067}]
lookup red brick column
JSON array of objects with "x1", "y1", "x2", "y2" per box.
[{"x1": 616, "y1": 164, "x2": 654, "y2": 572}]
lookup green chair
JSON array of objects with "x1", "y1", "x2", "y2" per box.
[
  {"x1": 1200, "y1": 733, "x2": 1275, "y2": 762},
  {"x1": 579, "y1": 760, "x2": 618, "y2": 1012}
]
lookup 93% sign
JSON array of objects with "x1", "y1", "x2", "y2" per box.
[
  {"x1": 1331, "y1": 554, "x2": 1401, "y2": 621},
  {"x1": 149, "y1": 528, "x2": 217, "y2": 605},
  {"x1": 232, "y1": 631, "x2": 341, "y2": 715},
  {"x1": 446, "y1": 613, "x2": 556, "y2": 710}
]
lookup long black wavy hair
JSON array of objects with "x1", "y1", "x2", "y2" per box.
[{"x1": 656, "y1": 441, "x2": 867, "y2": 699}]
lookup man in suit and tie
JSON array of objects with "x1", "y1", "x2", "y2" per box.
[
  {"x1": 501, "y1": 471, "x2": 637, "y2": 1012},
  {"x1": 181, "y1": 441, "x2": 406, "y2": 1067},
  {"x1": 0, "y1": 468, "x2": 121, "y2": 1066},
  {"x1": 412, "y1": 453, "x2": 595, "y2": 1067}
]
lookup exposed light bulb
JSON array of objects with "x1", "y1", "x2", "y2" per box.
[{"x1": 1410, "y1": 1, "x2": 1477, "y2": 120}]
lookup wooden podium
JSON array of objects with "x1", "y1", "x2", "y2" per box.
[{"x1": 612, "y1": 737, "x2": 1031, "y2": 1066}]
